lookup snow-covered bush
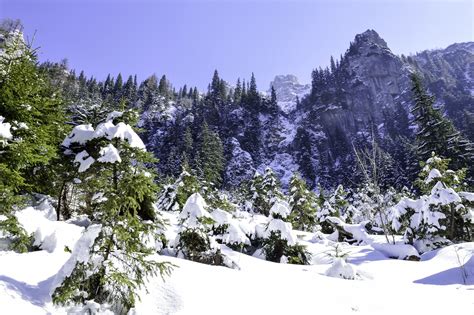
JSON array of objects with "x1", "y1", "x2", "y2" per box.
[
  {"x1": 262, "y1": 200, "x2": 311, "y2": 264},
  {"x1": 175, "y1": 193, "x2": 224, "y2": 265},
  {"x1": 317, "y1": 201, "x2": 339, "y2": 234},
  {"x1": 316, "y1": 185, "x2": 350, "y2": 234},
  {"x1": 388, "y1": 153, "x2": 473, "y2": 252},
  {"x1": 325, "y1": 258, "x2": 360, "y2": 280},
  {"x1": 211, "y1": 208, "x2": 250, "y2": 250}
]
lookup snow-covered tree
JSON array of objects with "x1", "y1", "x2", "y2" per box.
[
  {"x1": 316, "y1": 185, "x2": 347, "y2": 234},
  {"x1": 210, "y1": 208, "x2": 250, "y2": 250},
  {"x1": 389, "y1": 153, "x2": 473, "y2": 252},
  {"x1": 0, "y1": 27, "x2": 66, "y2": 252},
  {"x1": 288, "y1": 173, "x2": 318, "y2": 231},
  {"x1": 175, "y1": 193, "x2": 223, "y2": 265},
  {"x1": 156, "y1": 166, "x2": 201, "y2": 212},
  {"x1": 262, "y1": 200, "x2": 310, "y2": 264},
  {"x1": 410, "y1": 73, "x2": 474, "y2": 174},
  {"x1": 246, "y1": 168, "x2": 284, "y2": 215},
  {"x1": 52, "y1": 110, "x2": 172, "y2": 312}
]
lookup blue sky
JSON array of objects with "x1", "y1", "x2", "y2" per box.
[{"x1": 1, "y1": 0, "x2": 473, "y2": 90}]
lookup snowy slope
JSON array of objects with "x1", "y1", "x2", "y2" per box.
[{"x1": 0, "y1": 208, "x2": 473, "y2": 314}]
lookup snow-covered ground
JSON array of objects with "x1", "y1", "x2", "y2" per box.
[{"x1": 1, "y1": 205, "x2": 473, "y2": 314}]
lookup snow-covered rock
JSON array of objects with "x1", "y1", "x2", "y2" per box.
[{"x1": 269, "y1": 74, "x2": 310, "y2": 114}]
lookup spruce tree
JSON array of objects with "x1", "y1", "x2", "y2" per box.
[
  {"x1": 53, "y1": 110, "x2": 172, "y2": 312},
  {"x1": 288, "y1": 173, "x2": 318, "y2": 231},
  {"x1": 410, "y1": 73, "x2": 474, "y2": 175},
  {"x1": 262, "y1": 200, "x2": 311, "y2": 264},
  {"x1": 0, "y1": 28, "x2": 66, "y2": 251},
  {"x1": 196, "y1": 121, "x2": 224, "y2": 186},
  {"x1": 247, "y1": 168, "x2": 284, "y2": 216}
]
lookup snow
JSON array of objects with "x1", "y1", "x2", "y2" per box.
[
  {"x1": 109, "y1": 122, "x2": 146, "y2": 150},
  {"x1": 63, "y1": 121, "x2": 146, "y2": 150},
  {"x1": 49, "y1": 224, "x2": 102, "y2": 295},
  {"x1": 219, "y1": 221, "x2": 251, "y2": 246},
  {"x1": 1, "y1": 204, "x2": 473, "y2": 314},
  {"x1": 97, "y1": 143, "x2": 121, "y2": 164},
  {"x1": 264, "y1": 218, "x2": 295, "y2": 245},
  {"x1": 15, "y1": 207, "x2": 84, "y2": 253},
  {"x1": 62, "y1": 124, "x2": 95, "y2": 147},
  {"x1": 269, "y1": 200, "x2": 291, "y2": 219},
  {"x1": 73, "y1": 150, "x2": 95, "y2": 173},
  {"x1": 325, "y1": 258, "x2": 360, "y2": 280},
  {"x1": 460, "y1": 191, "x2": 474, "y2": 202},
  {"x1": 425, "y1": 168, "x2": 442, "y2": 183},
  {"x1": 105, "y1": 111, "x2": 123, "y2": 122},
  {"x1": 0, "y1": 115, "x2": 13, "y2": 141},
  {"x1": 210, "y1": 208, "x2": 232, "y2": 226},
  {"x1": 429, "y1": 181, "x2": 462, "y2": 205},
  {"x1": 179, "y1": 193, "x2": 212, "y2": 228}
]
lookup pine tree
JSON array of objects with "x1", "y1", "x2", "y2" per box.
[
  {"x1": 294, "y1": 127, "x2": 316, "y2": 185},
  {"x1": 196, "y1": 121, "x2": 224, "y2": 186},
  {"x1": 175, "y1": 193, "x2": 223, "y2": 265},
  {"x1": 247, "y1": 168, "x2": 284, "y2": 216},
  {"x1": 158, "y1": 74, "x2": 169, "y2": 97},
  {"x1": 389, "y1": 153, "x2": 473, "y2": 252},
  {"x1": 53, "y1": 110, "x2": 172, "y2": 312},
  {"x1": 0, "y1": 28, "x2": 66, "y2": 252},
  {"x1": 234, "y1": 78, "x2": 242, "y2": 104},
  {"x1": 156, "y1": 165, "x2": 201, "y2": 212},
  {"x1": 113, "y1": 72, "x2": 123, "y2": 102},
  {"x1": 410, "y1": 73, "x2": 474, "y2": 175},
  {"x1": 262, "y1": 200, "x2": 311, "y2": 264},
  {"x1": 288, "y1": 173, "x2": 318, "y2": 231},
  {"x1": 122, "y1": 75, "x2": 137, "y2": 107}
]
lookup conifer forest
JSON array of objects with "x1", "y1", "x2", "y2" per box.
[{"x1": 0, "y1": 2, "x2": 473, "y2": 314}]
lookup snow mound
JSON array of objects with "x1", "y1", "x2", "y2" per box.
[
  {"x1": 326, "y1": 258, "x2": 360, "y2": 280},
  {"x1": 50, "y1": 224, "x2": 102, "y2": 295},
  {"x1": 16, "y1": 207, "x2": 84, "y2": 253}
]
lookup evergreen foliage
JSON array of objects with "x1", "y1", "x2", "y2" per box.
[
  {"x1": 0, "y1": 27, "x2": 66, "y2": 251},
  {"x1": 410, "y1": 73, "x2": 474, "y2": 178},
  {"x1": 288, "y1": 173, "x2": 318, "y2": 231},
  {"x1": 52, "y1": 111, "x2": 172, "y2": 311}
]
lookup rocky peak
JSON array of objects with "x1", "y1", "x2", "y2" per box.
[
  {"x1": 354, "y1": 29, "x2": 388, "y2": 48},
  {"x1": 269, "y1": 74, "x2": 310, "y2": 114}
]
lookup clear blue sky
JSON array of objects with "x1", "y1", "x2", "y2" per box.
[{"x1": 1, "y1": 0, "x2": 473, "y2": 90}]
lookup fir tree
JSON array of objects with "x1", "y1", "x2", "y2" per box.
[
  {"x1": 196, "y1": 121, "x2": 224, "y2": 186},
  {"x1": 0, "y1": 28, "x2": 66, "y2": 252},
  {"x1": 247, "y1": 168, "x2": 284, "y2": 216},
  {"x1": 262, "y1": 200, "x2": 311, "y2": 264},
  {"x1": 410, "y1": 73, "x2": 474, "y2": 175},
  {"x1": 288, "y1": 173, "x2": 318, "y2": 231},
  {"x1": 175, "y1": 193, "x2": 223, "y2": 265},
  {"x1": 53, "y1": 110, "x2": 172, "y2": 312}
]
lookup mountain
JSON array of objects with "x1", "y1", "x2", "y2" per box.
[
  {"x1": 41, "y1": 29, "x2": 474, "y2": 191},
  {"x1": 269, "y1": 74, "x2": 310, "y2": 114}
]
